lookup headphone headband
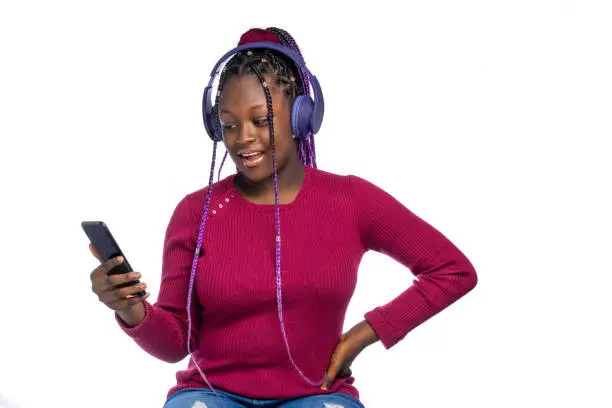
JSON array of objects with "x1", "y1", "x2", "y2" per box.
[
  {"x1": 207, "y1": 42, "x2": 306, "y2": 79},
  {"x1": 202, "y1": 41, "x2": 324, "y2": 141}
]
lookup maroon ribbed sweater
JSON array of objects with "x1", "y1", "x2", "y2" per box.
[{"x1": 116, "y1": 165, "x2": 477, "y2": 401}]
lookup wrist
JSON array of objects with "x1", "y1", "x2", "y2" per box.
[
  {"x1": 347, "y1": 320, "x2": 379, "y2": 350},
  {"x1": 116, "y1": 303, "x2": 146, "y2": 327}
]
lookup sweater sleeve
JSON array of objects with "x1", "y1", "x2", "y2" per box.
[
  {"x1": 114, "y1": 193, "x2": 202, "y2": 363},
  {"x1": 349, "y1": 175, "x2": 478, "y2": 350}
]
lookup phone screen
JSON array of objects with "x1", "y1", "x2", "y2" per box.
[{"x1": 81, "y1": 221, "x2": 144, "y2": 294}]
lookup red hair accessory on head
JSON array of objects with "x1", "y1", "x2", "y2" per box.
[{"x1": 237, "y1": 28, "x2": 281, "y2": 45}]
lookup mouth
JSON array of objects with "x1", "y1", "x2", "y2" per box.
[{"x1": 238, "y1": 151, "x2": 265, "y2": 168}]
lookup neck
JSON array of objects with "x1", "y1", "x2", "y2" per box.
[{"x1": 236, "y1": 157, "x2": 305, "y2": 199}]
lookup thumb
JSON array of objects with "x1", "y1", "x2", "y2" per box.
[
  {"x1": 89, "y1": 243, "x2": 101, "y2": 262},
  {"x1": 321, "y1": 363, "x2": 340, "y2": 390}
]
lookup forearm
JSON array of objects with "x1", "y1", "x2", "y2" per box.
[
  {"x1": 116, "y1": 303, "x2": 146, "y2": 327},
  {"x1": 366, "y1": 263, "x2": 477, "y2": 349},
  {"x1": 116, "y1": 193, "x2": 201, "y2": 363},
  {"x1": 346, "y1": 320, "x2": 379, "y2": 350},
  {"x1": 116, "y1": 301, "x2": 192, "y2": 363}
]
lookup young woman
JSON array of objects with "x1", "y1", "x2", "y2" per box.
[{"x1": 89, "y1": 27, "x2": 478, "y2": 408}]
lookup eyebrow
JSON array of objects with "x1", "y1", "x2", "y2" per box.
[{"x1": 220, "y1": 104, "x2": 267, "y2": 115}]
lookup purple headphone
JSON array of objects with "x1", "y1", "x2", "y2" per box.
[{"x1": 202, "y1": 41, "x2": 325, "y2": 142}]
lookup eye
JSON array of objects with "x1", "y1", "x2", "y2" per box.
[
  {"x1": 222, "y1": 123, "x2": 237, "y2": 131},
  {"x1": 253, "y1": 117, "x2": 269, "y2": 126}
]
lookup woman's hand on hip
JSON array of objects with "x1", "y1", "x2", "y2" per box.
[{"x1": 321, "y1": 320, "x2": 379, "y2": 390}]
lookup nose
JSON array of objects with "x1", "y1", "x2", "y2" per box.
[{"x1": 237, "y1": 122, "x2": 257, "y2": 145}]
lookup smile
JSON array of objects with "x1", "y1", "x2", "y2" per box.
[{"x1": 239, "y1": 151, "x2": 264, "y2": 167}]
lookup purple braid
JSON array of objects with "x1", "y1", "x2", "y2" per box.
[
  {"x1": 266, "y1": 27, "x2": 310, "y2": 97},
  {"x1": 308, "y1": 136, "x2": 317, "y2": 167},
  {"x1": 187, "y1": 30, "x2": 324, "y2": 392},
  {"x1": 186, "y1": 140, "x2": 223, "y2": 400},
  {"x1": 266, "y1": 27, "x2": 318, "y2": 169},
  {"x1": 183, "y1": 61, "x2": 249, "y2": 398},
  {"x1": 217, "y1": 150, "x2": 228, "y2": 181},
  {"x1": 298, "y1": 140, "x2": 306, "y2": 165},
  {"x1": 183, "y1": 66, "x2": 235, "y2": 400},
  {"x1": 248, "y1": 63, "x2": 325, "y2": 386},
  {"x1": 215, "y1": 66, "x2": 232, "y2": 182}
]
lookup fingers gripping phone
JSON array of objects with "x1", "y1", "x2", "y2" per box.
[{"x1": 81, "y1": 221, "x2": 146, "y2": 297}]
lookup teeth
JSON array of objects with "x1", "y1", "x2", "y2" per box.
[{"x1": 242, "y1": 152, "x2": 261, "y2": 157}]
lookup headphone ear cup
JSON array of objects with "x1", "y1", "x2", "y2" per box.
[
  {"x1": 291, "y1": 95, "x2": 314, "y2": 140},
  {"x1": 202, "y1": 86, "x2": 220, "y2": 141}
]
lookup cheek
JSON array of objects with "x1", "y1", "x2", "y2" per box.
[
  {"x1": 272, "y1": 124, "x2": 294, "y2": 158},
  {"x1": 274, "y1": 139, "x2": 297, "y2": 169},
  {"x1": 257, "y1": 117, "x2": 292, "y2": 153},
  {"x1": 271, "y1": 114, "x2": 293, "y2": 150}
]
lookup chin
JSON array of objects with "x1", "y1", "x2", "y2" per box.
[
  {"x1": 236, "y1": 158, "x2": 288, "y2": 184},
  {"x1": 236, "y1": 163, "x2": 272, "y2": 183},
  {"x1": 238, "y1": 168, "x2": 270, "y2": 183}
]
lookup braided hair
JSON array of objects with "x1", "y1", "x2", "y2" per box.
[
  {"x1": 186, "y1": 28, "x2": 325, "y2": 397},
  {"x1": 216, "y1": 27, "x2": 317, "y2": 179}
]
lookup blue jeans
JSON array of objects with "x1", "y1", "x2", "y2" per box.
[{"x1": 163, "y1": 388, "x2": 366, "y2": 408}]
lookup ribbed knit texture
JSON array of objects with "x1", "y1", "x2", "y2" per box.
[{"x1": 116, "y1": 165, "x2": 478, "y2": 401}]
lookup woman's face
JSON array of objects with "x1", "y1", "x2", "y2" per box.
[{"x1": 218, "y1": 74, "x2": 297, "y2": 183}]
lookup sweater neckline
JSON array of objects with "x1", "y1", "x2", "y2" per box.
[{"x1": 229, "y1": 165, "x2": 313, "y2": 212}]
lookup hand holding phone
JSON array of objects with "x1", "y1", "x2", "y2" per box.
[{"x1": 83, "y1": 221, "x2": 149, "y2": 326}]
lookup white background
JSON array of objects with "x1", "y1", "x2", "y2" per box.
[{"x1": 1, "y1": 1, "x2": 611, "y2": 407}]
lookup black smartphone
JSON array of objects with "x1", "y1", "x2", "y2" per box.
[{"x1": 81, "y1": 221, "x2": 145, "y2": 297}]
